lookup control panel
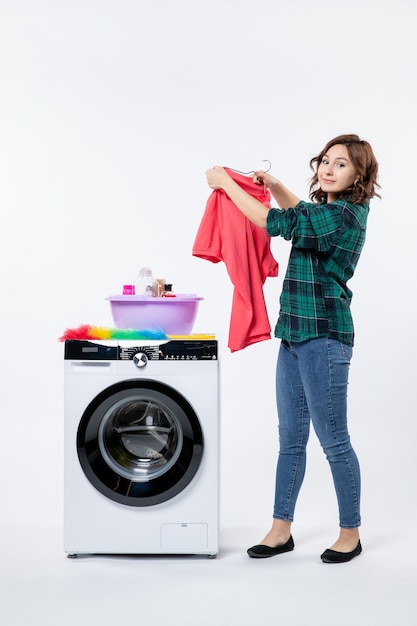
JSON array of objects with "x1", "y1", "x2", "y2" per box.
[{"x1": 65, "y1": 339, "x2": 218, "y2": 361}]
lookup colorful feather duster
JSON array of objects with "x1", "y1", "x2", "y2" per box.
[{"x1": 59, "y1": 324, "x2": 168, "y2": 341}]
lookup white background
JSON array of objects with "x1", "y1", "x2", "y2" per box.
[{"x1": 1, "y1": 0, "x2": 416, "y2": 541}]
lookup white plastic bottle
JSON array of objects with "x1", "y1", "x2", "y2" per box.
[{"x1": 134, "y1": 267, "x2": 155, "y2": 296}]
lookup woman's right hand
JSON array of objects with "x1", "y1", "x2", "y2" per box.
[{"x1": 205, "y1": 166, "x2": 232, "y2": 190}]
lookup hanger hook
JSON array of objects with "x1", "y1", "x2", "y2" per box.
[
  {"x1": 225, "y1": 159, "x2": 272, "y2": 176},
  {"x1": 260, "y1": 159, "x2": 271, "y2": 173}
]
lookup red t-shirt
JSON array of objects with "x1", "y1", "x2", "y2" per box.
[{"x1": 192, "y1": 169, "x2": 278, "y2": 352}]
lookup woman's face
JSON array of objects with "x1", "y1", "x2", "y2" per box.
[{"x1": 318, "y1": 144, "x2": 358, "y2": 201}]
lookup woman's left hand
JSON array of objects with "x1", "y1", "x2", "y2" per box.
[{"x1": 205, "y1": 166, "x2": 231, "y2": 190}]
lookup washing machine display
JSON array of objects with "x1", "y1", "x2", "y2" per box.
[
  {"x1": 64, "y1": 339, "x2": 219, "y2": 557},
  {"x1": 77, "y1": 379, "x2": 203, "y2": 506}
]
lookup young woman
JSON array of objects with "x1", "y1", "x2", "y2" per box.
[{"x1": 206, "y1": 134, "x2": 380, "y2": 563}]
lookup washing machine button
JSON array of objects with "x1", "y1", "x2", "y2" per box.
[{"x1": 133, "y1": 352, "x2": 148, "y2": 368}]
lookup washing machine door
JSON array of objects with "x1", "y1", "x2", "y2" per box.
[{"x1": 77, "y1": 379, "x2": 203, "y2": 506}]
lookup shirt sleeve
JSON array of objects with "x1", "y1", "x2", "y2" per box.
[{"x1": 266, "y1": 200, "x2": 346, "y2": 252}]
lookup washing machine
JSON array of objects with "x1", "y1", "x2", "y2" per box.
[{"x1": 64, "y1": 338, "x2": 219, "y2": 557}]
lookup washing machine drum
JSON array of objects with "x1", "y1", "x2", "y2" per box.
[{"x1": 77, "y1": 380, "x2": 204, "y2": 506}]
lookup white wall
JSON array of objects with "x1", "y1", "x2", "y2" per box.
[{"x1": 1, "y1": 0, "x2": 415, "y2": 533}]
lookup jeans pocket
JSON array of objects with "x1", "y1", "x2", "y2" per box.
[{"x1": 340, "y1": 341, "x2": 353, "y2": 361}]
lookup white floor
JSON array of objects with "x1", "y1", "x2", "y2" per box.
[{"x1": 1, "y1": 520, "x2": 415, "y2": 626}]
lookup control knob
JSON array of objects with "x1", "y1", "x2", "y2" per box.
[{"x1": 133, "y1": 352, "x2": 148, "y2": 368}]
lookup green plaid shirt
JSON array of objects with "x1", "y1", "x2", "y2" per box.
[{"x1": 266, "y1": 199, "x2": 369, "y2": 346}]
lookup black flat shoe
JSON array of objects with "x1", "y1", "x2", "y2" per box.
[
  {"x1": 247, "y1": 535, "x2": 295, "y2": 559},
  {"x1": 320, "y1": 540, "x2": 362, "y2": 564}
]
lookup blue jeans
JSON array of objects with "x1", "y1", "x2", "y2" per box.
[{"x1": 273, "y1": 337, "x2": 361, "y2": 528}]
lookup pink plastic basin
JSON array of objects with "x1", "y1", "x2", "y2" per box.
[{"x1": 107, "y1": 294, "x2": 203, "y2": 334}]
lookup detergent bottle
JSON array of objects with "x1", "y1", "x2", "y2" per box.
[{"x1": 134, "y1": 267, "x2": 156, "y2": 296}]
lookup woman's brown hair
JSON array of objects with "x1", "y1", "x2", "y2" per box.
[{"x1": 309, "y1": 134, "x2": 381, "y2": 204}]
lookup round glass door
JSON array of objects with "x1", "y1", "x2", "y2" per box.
[{"x1": 77, "y1": 379, "x2": 203, "y2": 506}]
